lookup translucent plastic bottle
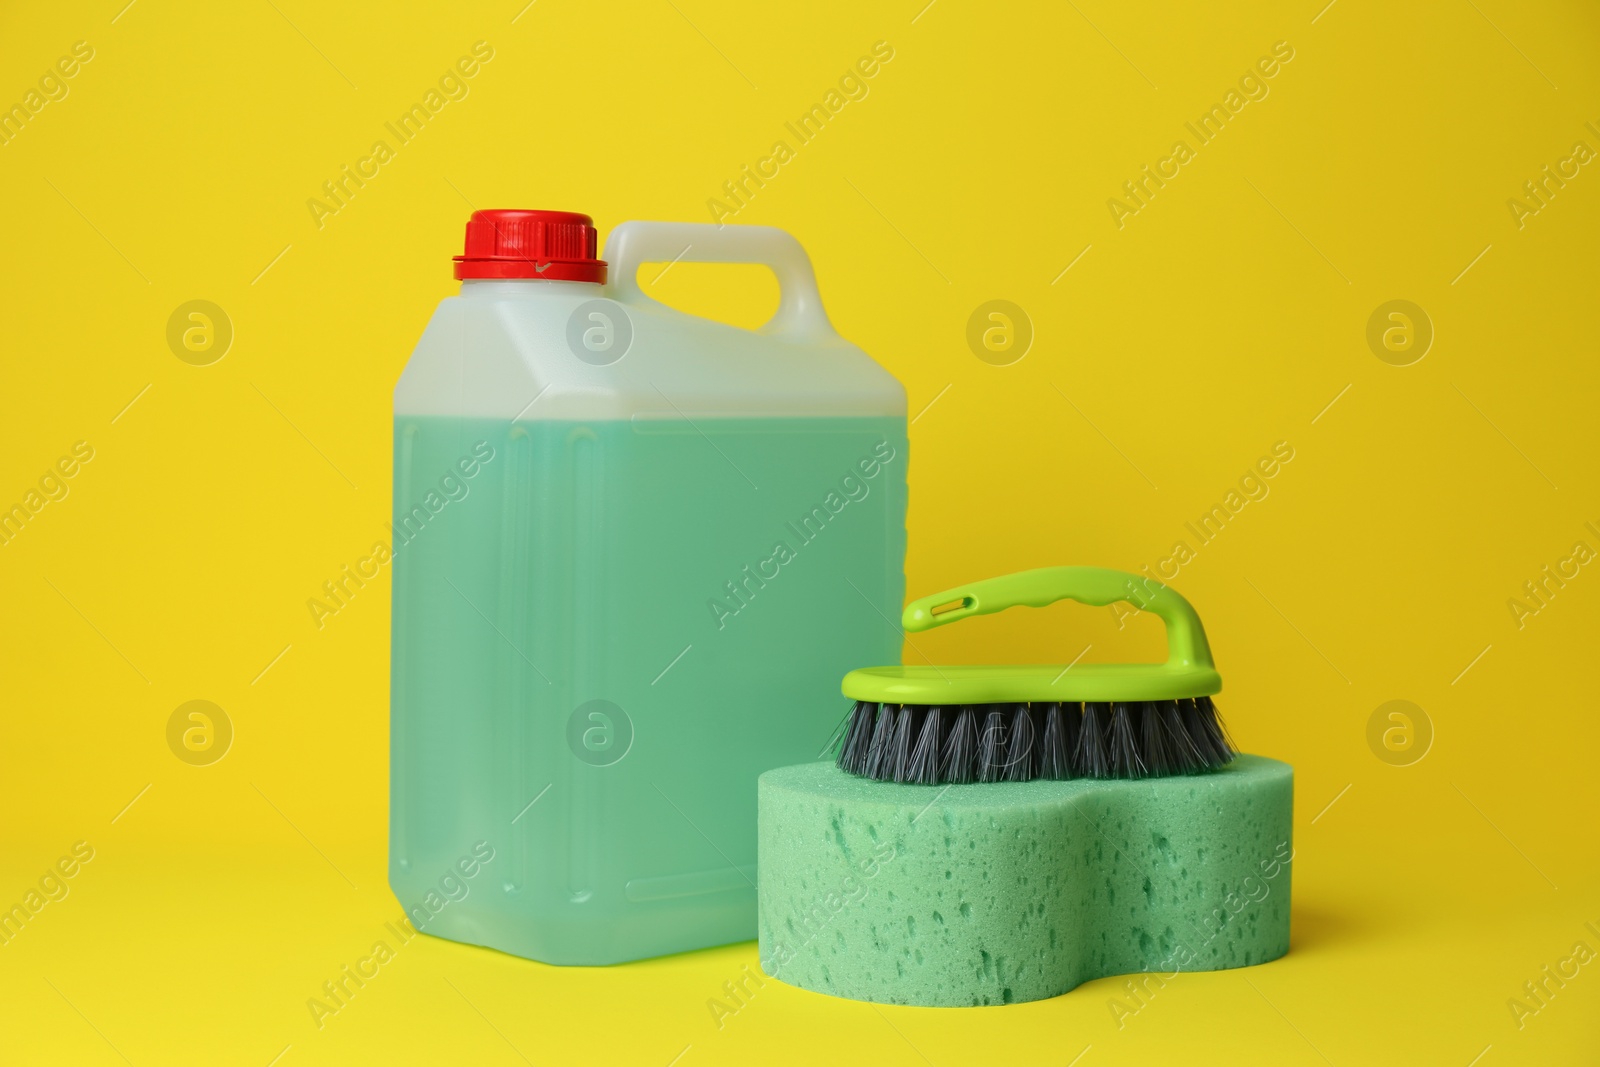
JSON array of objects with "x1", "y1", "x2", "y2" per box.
[{"x1": 390, "y1": 210, "x2": 907, "y2": 964}]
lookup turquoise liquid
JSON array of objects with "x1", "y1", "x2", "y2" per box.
[{"x1": 389, "y1": 414, "x2": 907, "y2": 964}]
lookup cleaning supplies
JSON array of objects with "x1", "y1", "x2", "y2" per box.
[
  {"x1": 391, "y1": 210, "x2": 907, "y2": 965},
  {"x1": 835, "y1": 566, "x2": 1234, "y2": 782},
  {"x1": 757, "y1": 565, "x2": 1292, "y2": 1005}
]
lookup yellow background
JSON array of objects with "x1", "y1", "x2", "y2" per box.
[{"x1": 2, "y1": 0, "x2": 1597, "y2": 1063}]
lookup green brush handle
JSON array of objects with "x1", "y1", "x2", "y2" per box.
[
  {"x1": 902, "y1": 566, "x2": 1215, "y2": 672},
  {"x1": 842, "y1": 566, "x2": 1221, "y2": 704}
]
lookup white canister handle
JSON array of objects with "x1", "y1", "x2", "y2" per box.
[{"x1": 603, "y1": 221, "x2": 838, "y2": 343}]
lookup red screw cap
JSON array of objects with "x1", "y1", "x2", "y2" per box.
[{"x1": 454, "y1": 209, "x2": 607, "y2": 283}]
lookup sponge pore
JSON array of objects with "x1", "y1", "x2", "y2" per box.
[{"x1": 757, "y1": 754, "x2": 1293, "y2": 1006}]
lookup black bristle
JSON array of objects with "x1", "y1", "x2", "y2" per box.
[
  {"x1": 1179, "y1": 697, "x2": 1224, "y2": 766},
  {"x1": 1108, "y1": 702, "x2": 1146, "y2": 779},
  {"x1": 976, "y1": 709, "x2": 1007, "y2": 782},
  {"x1": 1075, "y1": 702, "x2": 1110, "y2": 778},
  {"x1": 1060, "y1": 701, "x2": 1083, "y2": 760},
  {"x1": 839, "y1": 693, "x2": 1234, "y2": 784},
  {"x1": 1158, "y1": 700, "x2": 1196, "y2": 767},
  {"x1": 889, "y1": 705, "x2": 919, "y2": 782},
  {"x1": 1003, "y1": 704, "x2": 1034, "y2": 781},
  {"x1": 863, "y1": 704, "x2": 897, "y2": 779},
  {"x1": 1177, "y1": 698, "x2": 1211, "y2": 762},
  {"x1": 836, "y1": 701, "x2": 877, "y2": 774},
  {"x1": 1196, "y1": 695, "x2": 1236, "y2": 764},
  {"x1": 1038, "y1": 703, "x2": 1072, "y2": 780},
  {"x1": 1027, "y1": 704, "x2": 1049, "y2": 778},
  {"x1": 906, "y1": 706, "x2": 943, "y2": 784},
  {"x1": 1160, "y1": 699, "x2": 1205, "y2": 773},
  {"x1": 941, "y1": 707, "x2": 977, "y2": 783},
  {"x1": 1138, "y1": 700, "x2": 1173, "y2": 776}
]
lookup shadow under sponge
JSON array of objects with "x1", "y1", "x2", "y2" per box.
[{"x1": 757, "y1": 754, "x2": 1293, "y2": 1006}]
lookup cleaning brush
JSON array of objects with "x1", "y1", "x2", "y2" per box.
[{"x1": 835, "y1": 566, "x2": 1235, "y2": 783}]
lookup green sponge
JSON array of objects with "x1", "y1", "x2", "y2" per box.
[{"x1": 757, "y1": 754, "x2": 1293, "y2": 1006}]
